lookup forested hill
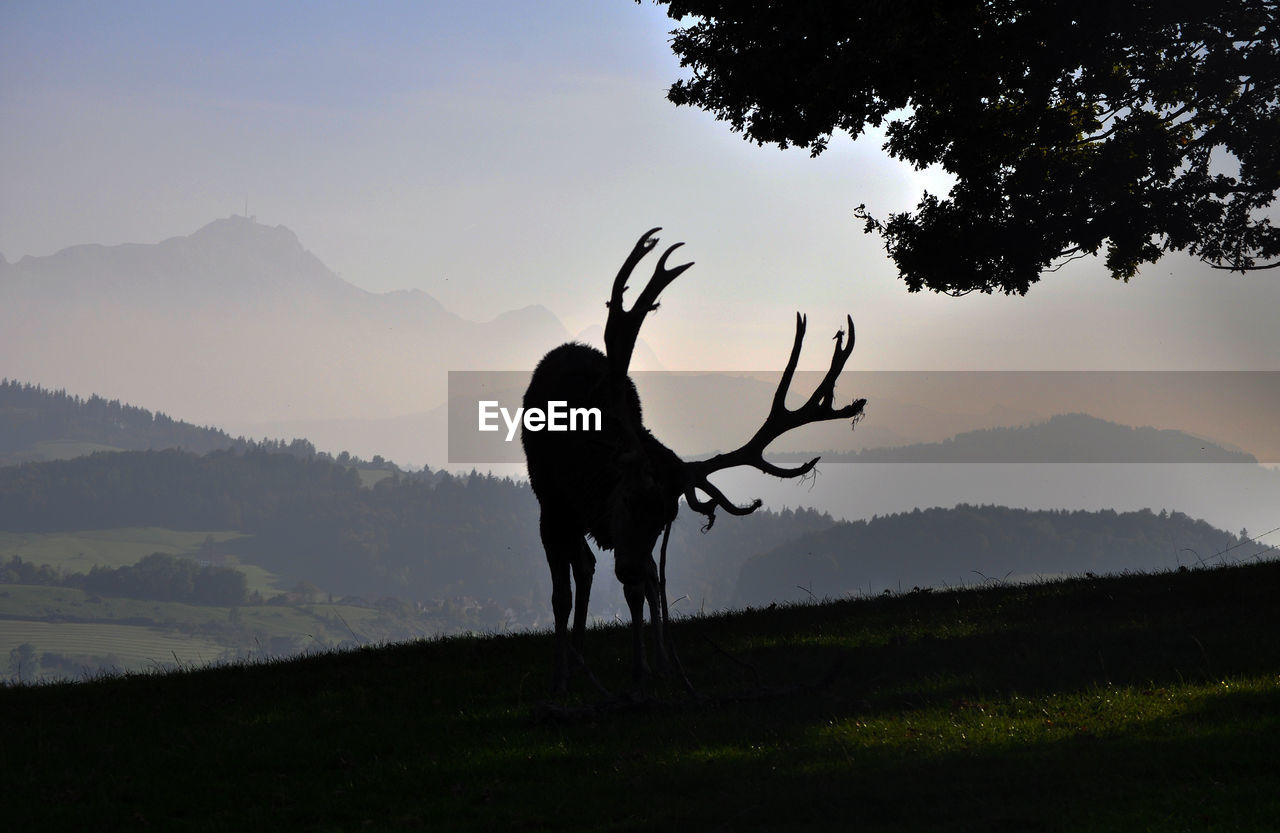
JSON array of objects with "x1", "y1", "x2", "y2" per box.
[
  {"x1": 0, "y1": 379, "x2": 256, "y2": 464},
  {"x1": 0, "y1": 448, "x2": 836, "y2": 611},
  {"x1": 736, "y1": 505, "x2": 1245, "y2": 606},
  {"x1": 0, "y1": 379, "x2": 395, "y2": 470},
  {"x1": 774, "y1": 413, "x2": 1258, "y2": 464}
]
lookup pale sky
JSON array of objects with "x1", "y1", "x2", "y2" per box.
[{"x1": 3, "y1": 0, "x2": 1278, "y2": 374}]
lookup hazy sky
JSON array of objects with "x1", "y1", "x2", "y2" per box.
[{"x1": 3, "y1": 0, "x2": 1278, "y2": 373}]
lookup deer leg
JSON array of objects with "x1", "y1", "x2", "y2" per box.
[
  {"x1": 549, "y1": 559, "x2": 572, "y2": 694},
  {"x1": 623, "y1": 581, "x2": 651, "y2": 687},
  {"x1": 643, "y1": 558, "x2": 669, "y2": 676},
  {"x1": 570, "y1": 538, "x2": 595, "y2": 661},
  {"x1": 540, "y1": 515, "x2": 575, "y2": 694}
]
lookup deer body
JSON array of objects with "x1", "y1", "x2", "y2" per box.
[
  {"x1": 522, "y1": 342, "x2": 684, "y2": 690},
  {"x1": 523, "y1": 229, "x2": 866, "y2": 694}
]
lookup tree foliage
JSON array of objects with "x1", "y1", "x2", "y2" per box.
[
  {"x1": 658, "y1": 1, "x2": 1280, "y2": 294},
  {"x1": 81, "y1": 553, "x2": 249, "y2": 606}
]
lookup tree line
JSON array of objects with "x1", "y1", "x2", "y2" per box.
[
  {"x1": 1, "y1": 552, "x2": 248, "y2": 606},
  {"x1": 0, "y1": 447, "x2": 835, "y2": 611},
  {"x1": 0, "y1": 379, "x2": 395, "y2": 468},
  {"x1": 735, "y1": 504, "x2": 1246, "y2": 606},
  {"x1": 0, "y1": 379, "x2": 250, "y2": 460}
]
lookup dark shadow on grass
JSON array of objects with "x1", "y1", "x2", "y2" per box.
[
  {"x1": 677, "y1": 562, "x2": 1280, "y2": 706},
  {"x1": 6, "y1": 562, "x2": 1278, "y2": 832}
]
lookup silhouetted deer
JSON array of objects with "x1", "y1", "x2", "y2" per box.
[{"x1": 522, "y1": 228, "x2": 866, "y2": 693}]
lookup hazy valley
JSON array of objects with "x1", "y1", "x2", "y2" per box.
[{"x1": 2, "y1": 220, "x2": 1277, "y2": 683}]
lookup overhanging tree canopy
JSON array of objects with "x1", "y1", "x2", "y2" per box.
[{"x1": 657, "y1": 1, "x2": 1280, "y2": 294}]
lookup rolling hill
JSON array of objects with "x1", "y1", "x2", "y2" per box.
[
  {"x1": 775, "y1": 412, "x2": 1258, "y2": 463},
  {"x1": 0, "y1": 379, "x2": 251, "y2": 465},
  {"x1": 733, "y1": 504, "x2": 1254, "y2": 606}
]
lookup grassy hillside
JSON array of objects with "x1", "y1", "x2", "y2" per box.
[
  {"x1": 0, "y1": 528, "x2": 481, "y2": 678},
  {"x1": 0, "y1": 582, "x2": 448, "y2": 675},
  {"x1": 4, "y1": 559, "x2": 1279, "y2": 832},
  {"x1": 0, "y1": 619, "x2": 227, "y2": 670},
  {"x1": 0, "y1": 526, "x2": 253, "y2": 582}
]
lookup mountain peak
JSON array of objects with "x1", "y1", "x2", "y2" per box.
[
  {"x1": 188, "y1": 215, "x2": 302, "y2": 249},
  {"x1": 0, "y1": 218, "x2": 576, "y2": 424},
  {"x1": 176, "y1": 216, "x2": 315, "y2": 273}
]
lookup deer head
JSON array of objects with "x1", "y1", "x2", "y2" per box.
[{"x1": 605, "y1": 228, "x2": 866, "y2": 527}]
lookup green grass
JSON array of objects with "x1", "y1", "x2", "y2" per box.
[
  {"x1": 225, "y1": 561, "x2": 281, "y2": 597},
  {"x1": 26, "y1": 439, "x2": 126, "y2": 460},
  {"x1": 0, "y1": 583, "x2": 425, "y2": 676},
  {"x1": 0, "y1": 620, "x2": 228, "y2": 669},
  {"x1": 355, "y1": 467, "x2": 395, "y2": 488},
  {"x1": 0, "y1": 584, "x2": 233, "y2": 624},
  {"x1": 3, "y1": 561, "x2": 1278, "y2": 832},
  {"x1": 0, "y1": 526, "x2": 245, "y2": 570},
  {"x1": 225, "y1": 600, "x2": 430, "y2": 647},
  {"x1": 0, "y1": 527, "x2": 277, "y2": 594}
]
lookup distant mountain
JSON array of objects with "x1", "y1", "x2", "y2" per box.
[
  {"x1": 0, "y1": 216, "x2": 571, "y2": 428},
  {"x1": 772, "y1": 413, "x2": 1259, "y2": 464},
  {"x1": 734, "y1": 505, "x2": 1244, "y2": 606}
]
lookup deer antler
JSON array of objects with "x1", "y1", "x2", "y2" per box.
[
  {"x1": 604, "y1": 227, "x2": 694, "y2": 377},
  {"x1": 682, "y1": 313, "x2": 866, "y2": 526}
]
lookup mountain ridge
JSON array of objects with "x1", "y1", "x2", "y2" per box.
[
  {"x1": 0, "y1": 217, "x2": 572, "y2": 425},
  {"x1": 770, "y1": 412, "x2": 1259, "y2": 464},
  {"x1": 734, "y1": 504, "x2": 1251, "y2": 606}
]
